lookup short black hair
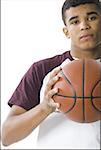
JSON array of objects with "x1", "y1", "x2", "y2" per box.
[{"x1": 62, "y1": 0, "x2": 101, "y2": 25}]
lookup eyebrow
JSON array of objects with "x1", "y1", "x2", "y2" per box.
[
  {"x1": 68, "y1": 16, "x2": 78, "y2": 22},
  {"x1": 68, "y1": 11, "x2": 99, "y2": 22},
  {"x1": 87, "y1": 11, "x2": 99, "y2": 16}
]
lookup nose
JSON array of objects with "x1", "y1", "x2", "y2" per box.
[{"x1": 80, "y1": 21, "x2": 90, "y2": 30}]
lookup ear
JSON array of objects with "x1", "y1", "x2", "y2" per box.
[{"x1": 63, "y1": 27, "x2": 70, "y2": 38}]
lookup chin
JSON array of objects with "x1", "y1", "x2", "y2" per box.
[{"x1": 80, "y1": 42, "x2": 98, "y2": 51}]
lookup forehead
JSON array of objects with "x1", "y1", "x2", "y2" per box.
[{"x1": 65, "y1": 3, "x2": 100, "y2": 19}]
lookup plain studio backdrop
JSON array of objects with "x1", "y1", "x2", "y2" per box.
[{"x1": 1, "y1": 0, "x2": 71, "y2": 149}]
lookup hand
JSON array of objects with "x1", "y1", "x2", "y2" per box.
[{"x1": 41, "y1": 66, "x2": 61, "y2": 112}]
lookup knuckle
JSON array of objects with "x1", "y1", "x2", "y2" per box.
[{"x1": 47, "y1": 91, "x2": 52, "y2": 98}]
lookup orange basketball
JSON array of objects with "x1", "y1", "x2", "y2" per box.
[{"x1": 53, "y1": 59, "x2": 101, "y2": 123}]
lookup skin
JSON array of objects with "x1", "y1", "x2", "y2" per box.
[
  {"x1": 2, "y1": 3, "x2": 101, "y2": 146},
  {"x1": 2, "y1": 66, "x2": 61, "y2": 146},
  {"x1": 63, "y1": 4, "x2": 101, "y2": 59}
]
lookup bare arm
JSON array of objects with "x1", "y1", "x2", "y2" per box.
[
  {"x1": 2, "y1": 103, "x2": 53, "y2": 146},
  {"x1": 2, "y1": 66, "x2": 61, "y2": 146}
]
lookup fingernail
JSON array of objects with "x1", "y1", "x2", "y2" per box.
[
  {"x1": 55, "y1": 76, "x2": 59, "y2": 80},
  {"x1": 56, "y1": 103, "x2": 60, "y2": 108},
  {"x1": 54, "y1": 88, "x2": 58, "y2": 92}
]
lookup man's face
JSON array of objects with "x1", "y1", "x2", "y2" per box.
[{"x1": 64, "y1": 4, "x2": 101, "y2": 51}]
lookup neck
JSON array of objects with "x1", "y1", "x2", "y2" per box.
[{"x1": 70, "y1": 45, "x2": 101, "y2": 60}]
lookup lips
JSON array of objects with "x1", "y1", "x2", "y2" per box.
[{"x1": 80, "y1": 34, "x2": 93, "y2": 40}]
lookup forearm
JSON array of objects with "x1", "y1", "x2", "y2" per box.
[{"x1": 2, "y1": 103, "x2": 53, "y2": 146}]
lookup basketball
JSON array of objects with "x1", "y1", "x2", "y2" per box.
[{"x1": 53, "y1": 59, "x2": 101, "y2": 123}]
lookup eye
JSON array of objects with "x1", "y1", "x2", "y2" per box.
[
  {"x1": 88, "y1": 15, "x2": 97, "y2": 21},
  {"x1": 70, "y1": 20, "x2": 79, "y2": 25}
]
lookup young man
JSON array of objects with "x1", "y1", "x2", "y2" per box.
[{"x1": 2, "y1": 0, "x2": 101, "y2": 149}]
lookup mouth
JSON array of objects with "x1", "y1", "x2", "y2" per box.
[{"x1": 80, "y1": 34, "x2": 93, "y2": 41}]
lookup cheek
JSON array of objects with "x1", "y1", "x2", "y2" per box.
[
  {"x1": 95, "y1": 25, "x2": 101, "y2": 40},
  {"x1": 71, "y1": 33, "x2": 79, "y2": 43},
  {"x1": 69, "y1": 29, "x2": 79, "y2": 41},
  {"x1": 94, "y1": 21, "x2": 101, "y2": 35},
  {"x1": 98, "y1": 24, "x2": 101, "y2": 38}
]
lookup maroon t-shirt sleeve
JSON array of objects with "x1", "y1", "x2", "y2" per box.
[
  {"x1": 8, "y1": 56, "x2": 61, "y2": 110},
  {"x1": 8, "y1": 51, "x2": 73, "y2": 110},
  {"x1": 8, "y1": 63, "x2": 41, "y2": 110}
]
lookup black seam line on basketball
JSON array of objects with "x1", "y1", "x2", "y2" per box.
[
  {"x1": 82, "y1": 59, "x2": 85, "y2": 122},
  {"x1": 60, "y1": 70, "x2": 77, "y2": 113},
  {"x1": 91, "y1": 79, "x2": 101, "y2": 112},
  {"x1": 55, "y1": 93, "x2": 101, "y2": 99},
  {"x1": 91, "y1": 79, "x2": 101, "y2": 94}
]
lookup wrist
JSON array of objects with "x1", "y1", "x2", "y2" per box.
[{"x1": 40, "y1": 102, "x2": 54, "y2": 115}]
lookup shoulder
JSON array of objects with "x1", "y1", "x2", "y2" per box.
[
  {"x1": 31, "y1": 50, "x2": 72, "y2": 70},
  {"x1": 24, "y1": 51, "x2": 72, "y2": 82}
]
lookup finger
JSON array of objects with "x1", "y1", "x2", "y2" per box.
[
  {"x1": 48, "y1": 75, "x2": 59, "y2": 87},
  {"x1": 45, "y1": 75, "x2": 59, "y2": 92},
  {"x1": 49, "y1": 99, "x2": 60, "y2": 109},
  {"x1": 46, "y1": 88, "x2": 58, "y2": 99},
  {"x1": 49, "y1": 66, "x2": 61, "y2": 78}
]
